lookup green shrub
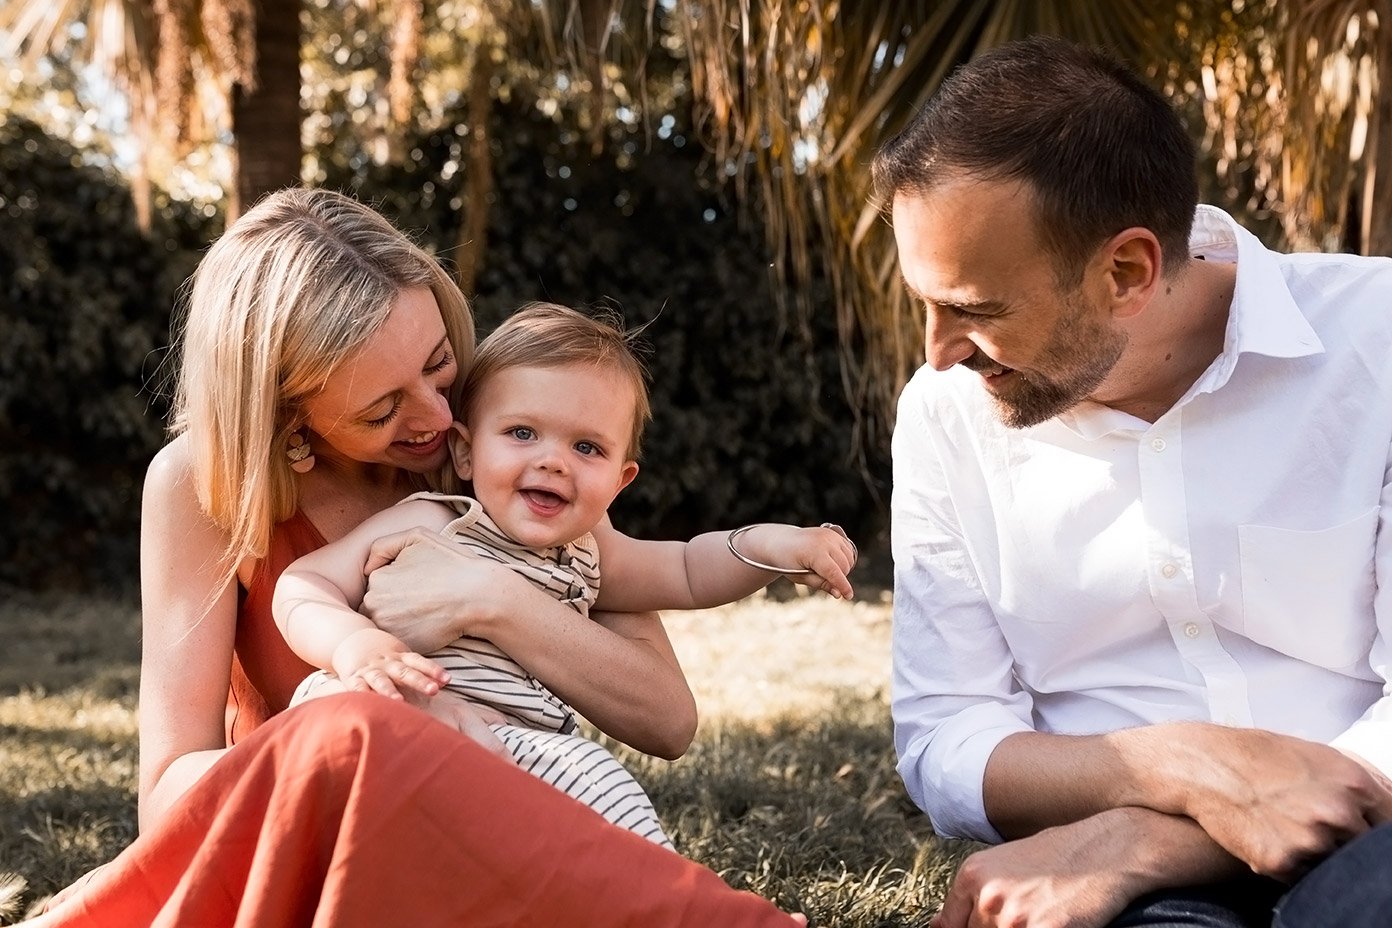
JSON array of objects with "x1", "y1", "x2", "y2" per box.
[
  {"x1": 0, "y1": 106, "x2": 888, "y2": 591},
  {"x1": 322, "y1": 101, "x2": 890, "y2": 548},
  {"x1": 0, "y1": 117, "x2": 215, "y2": 589}
]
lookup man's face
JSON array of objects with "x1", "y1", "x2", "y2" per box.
[{"x1": 892, "y1": 176, "x2": 1127, "y2": 428}]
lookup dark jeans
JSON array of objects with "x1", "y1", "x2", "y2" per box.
[{"x1": 1107, "y1": 823, "x2": 1392, "y2": 928}]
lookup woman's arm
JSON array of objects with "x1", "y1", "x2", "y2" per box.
[
  {"x1": 361, "y1": 533, "x2": 698, "y2": 758},
  {"x1": 137, "y1": 438, "x2": 240, "y2": 831}
]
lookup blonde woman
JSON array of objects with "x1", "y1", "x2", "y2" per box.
[{"x1": 34, "y1": 188, "x2": 801, "y2": 927}]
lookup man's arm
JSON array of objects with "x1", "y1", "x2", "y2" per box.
[
  {"x1": 981, "y1": 723, "x2": 1392, "y2": 880},
  {"x1": 932, "y1": 806, "x2": 1247, "y2": 928},
  {"x1": 890, "y1": 379, "x2": 1036, "y2": 843}
]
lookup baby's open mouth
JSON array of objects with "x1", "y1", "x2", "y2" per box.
[{"x1": 521, "y1": 489, "x2": 566, "y2": 512}]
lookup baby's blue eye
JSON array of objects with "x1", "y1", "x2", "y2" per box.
[
  {"x1": 508, "y1": 426, "x2": 535, "y2": 441},
  {"x1": 575, "y1": 441, "x2": 599, "y2": 456}
]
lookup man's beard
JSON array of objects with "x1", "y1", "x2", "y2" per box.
[{"x1": 962, "y1": 300, "x2": 1127, "y2": 429}]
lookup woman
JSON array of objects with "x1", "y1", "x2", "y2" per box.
[{"x1": 33, "y1": 188, "x2": 799, "y2": 926}]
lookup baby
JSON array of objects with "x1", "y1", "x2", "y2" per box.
[{"x1": 273, "y1": 302, "x2": 857, "y2": 847}]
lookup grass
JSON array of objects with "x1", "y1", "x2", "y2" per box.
[{"x1": 0, "y1": 587, "x2": 975, "y2": 926}]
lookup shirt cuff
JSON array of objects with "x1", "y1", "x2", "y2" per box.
[{"x1": 895, "y1": 703, "x2": 1032, "y2": 844}]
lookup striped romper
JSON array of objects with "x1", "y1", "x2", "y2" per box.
[{"x1": 293, "y1": 493, "x2": 673, "y2": 848}]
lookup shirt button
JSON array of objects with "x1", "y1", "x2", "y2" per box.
[
  {"x1": 1161, "y1": 563, "x2": 1178, "y2": 579},
  {"x1": 1183, "y1": 622, "x2": 1201, "y2": 638},
  {"x1": 1150, "y1": 438, "x2": 1167, "y2": 452}
]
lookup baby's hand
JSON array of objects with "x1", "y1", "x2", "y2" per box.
[
  {"x1": 331, "y1": 627, "x2": 450, "y2": 700},
  {"x1": 738, "y1": 523, "x2": 858, "y2": 599}
]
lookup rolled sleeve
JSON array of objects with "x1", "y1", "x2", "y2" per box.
[
  {"x1": 890, "y1": 376, "x2": 1034, "y2": 843},
  {"x1": 1330, "y1": 472, "x2": 1392, "y2": 777}
]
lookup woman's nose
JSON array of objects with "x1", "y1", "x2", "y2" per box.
[{"x1": 404, "y1": 386, "x2": 452, "y2": 432}]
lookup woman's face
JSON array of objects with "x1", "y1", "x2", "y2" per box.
[{"x1": 301, "y1": 286, "x2": 459, "y2": 474}]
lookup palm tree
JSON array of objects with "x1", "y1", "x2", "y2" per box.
[
  {"x1": 1, "y1": 0, "x2": 298, "y2": 222},
  {"x1": 6, "y1": 0, "x2": 1386, "y2": 429}
]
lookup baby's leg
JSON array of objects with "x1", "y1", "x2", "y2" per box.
[{"x1": 492, "y1": 725, "x2": 674, "y2": 850}]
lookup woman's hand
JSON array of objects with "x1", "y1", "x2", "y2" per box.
[
  {"x1": 360, "y1": 528, "x2": 524, "y2": 653},
  {"x1": 404, "y1": 689, "x2": 513, "y2": 763}
]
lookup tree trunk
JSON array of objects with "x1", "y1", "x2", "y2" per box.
[
  {"x1": 1365, "y1": 51, "x2": 1392, "y2": 257},
  {"x1": 456, "y1": 39, "x2": 494, "y2": 298},
  {"x1": 229, "y1": 0, "x2": 302, "y2": 221}
]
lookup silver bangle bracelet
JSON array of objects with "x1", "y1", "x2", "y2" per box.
[
  {"x1": 726, "y1": 524, "x2": 815, "y2": 574},
  {"x1": 726, "y1": 522, "x2": 858, "y2": 575}
]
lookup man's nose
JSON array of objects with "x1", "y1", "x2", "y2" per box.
[{"x1": 923, "y1": 310, "x2": 976, "y2": 372}]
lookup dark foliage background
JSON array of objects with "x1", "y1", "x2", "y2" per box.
[
  {"x1": 0, "y1": 107, "x2": 888, "y2": 591},
  {"x1": 0, "y1": 117, "x2": 216, "y2": 590}
]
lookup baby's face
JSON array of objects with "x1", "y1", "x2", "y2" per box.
[{"x1": 457, "y1": 363, "x2": 639, "y2": 549}]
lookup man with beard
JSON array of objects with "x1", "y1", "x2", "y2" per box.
[{"x1": 879, "y1": 36, "x2": 1392, "y2": 928}]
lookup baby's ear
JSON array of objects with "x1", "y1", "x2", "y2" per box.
[
  {"x1": 448, "y1": 422, "x2": 473, "y2": 480},
  {"x1": 615, "y1": 460, "x2": 639, "y2": 495}
]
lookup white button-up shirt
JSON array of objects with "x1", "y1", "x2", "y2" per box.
[{"x1": 890, "y1": 206, "x2": 1392, "y2": 843}]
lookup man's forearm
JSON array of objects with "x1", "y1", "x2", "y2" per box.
[{"x1": 982, "y1": 727, "x2": 1182, "y2": 839}]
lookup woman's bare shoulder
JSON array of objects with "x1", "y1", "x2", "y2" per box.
[
  {"x1": 145, "y1": 434, "x2": 195, "y2": 490},
  {"x1": 142, "y1": 435, "x2": 216, "y2": 535}
]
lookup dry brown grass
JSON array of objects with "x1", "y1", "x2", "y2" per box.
[{"x1": 0, "y1": 588, "x2": 969, "y2": 926}]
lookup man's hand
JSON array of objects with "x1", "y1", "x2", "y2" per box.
[
  {"x1": 931, "y1": 805, "x2": 1248, "y2": 928},
  {"x1": 1159, "y1": 725, "x2": 1392, "y2": 881},
  {"x1": 931, "y1": 811, "x2": 1145, "y2": 928}
]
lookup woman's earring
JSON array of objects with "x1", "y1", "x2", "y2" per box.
[{"x1": 286, "y1": 430, "x2": 316, "y2": 474}]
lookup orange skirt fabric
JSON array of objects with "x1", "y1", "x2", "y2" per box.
[{"x1": 30, "y1": 694, "x2": 799, "y2": 928}]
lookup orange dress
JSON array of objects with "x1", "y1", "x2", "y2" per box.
[
  {"x1": 32, "y1": 513, "x2": 798, "y2": 927},
  {"x1": 227, "y1": 508, "x2": 324, "y2": 744}
]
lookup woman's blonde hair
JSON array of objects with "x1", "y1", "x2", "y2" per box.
[{"x1": 170, "y1": 188, "x2": 475, "y2": 569}]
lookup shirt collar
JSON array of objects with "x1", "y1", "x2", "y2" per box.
[
  {"x1": 1055, "y1": 206, "x2": 1323, "y2": 440},
  {"x1": 1191, "y1": 205, "x2": 1323, "y2": 366}
]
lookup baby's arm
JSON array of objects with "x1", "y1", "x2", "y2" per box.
[
  {"x1": 593, "y1": 521, "x2": 857, "y2": 613},
  {"x1": 273, "y1": 499, "x2": 455, "y2": 699}
]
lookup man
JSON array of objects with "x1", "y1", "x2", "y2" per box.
[{"x1": 878, "y1": 36, "x2": 1392, "y2": 928}]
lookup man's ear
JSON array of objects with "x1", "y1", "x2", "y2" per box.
[
  {"x1": 614, "y1": 460, "x2": 640, "y2": 496},
  {"x1": 448, "y1": 422, "x2": 473, "y2": 480},
  {"x1": 1099, "y1": 227, "x2": 1163, "y2": 320}
]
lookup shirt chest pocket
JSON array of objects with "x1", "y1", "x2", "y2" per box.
[{"x1": 1237, "y1": 506, "x2": 1380, "y2": 669}]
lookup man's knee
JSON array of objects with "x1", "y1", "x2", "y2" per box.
[{"x1": 1274, "y1": 824, "x2": 1392, "y2": 928}]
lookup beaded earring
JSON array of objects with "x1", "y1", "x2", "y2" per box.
[{"x1": 286, "y1": 430, "x2": 316, "y2": 474}]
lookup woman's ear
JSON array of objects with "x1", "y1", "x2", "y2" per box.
[{"x1": 448, "y1": 422, "x2": 473, "y2": 480}]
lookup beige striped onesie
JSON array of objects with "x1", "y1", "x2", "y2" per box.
[{"x1": 292, "y1": 492, "x2": 673, "y2": 849}]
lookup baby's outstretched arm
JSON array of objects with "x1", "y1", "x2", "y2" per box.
[
  {"x1": 594, "y1": 521, "x2": 857, "y2": 613},
  {"x1": 273, "y1": 499, "x2": 455, "y2": 700}
]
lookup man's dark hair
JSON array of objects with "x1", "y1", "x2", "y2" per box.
[{"x1": 872, "y1": 36, "x2": 1198, "y2": 282}]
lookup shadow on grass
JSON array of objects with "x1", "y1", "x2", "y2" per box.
[{"x1": 604, "y1": 689, "x2": 980, "y2": 928}]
